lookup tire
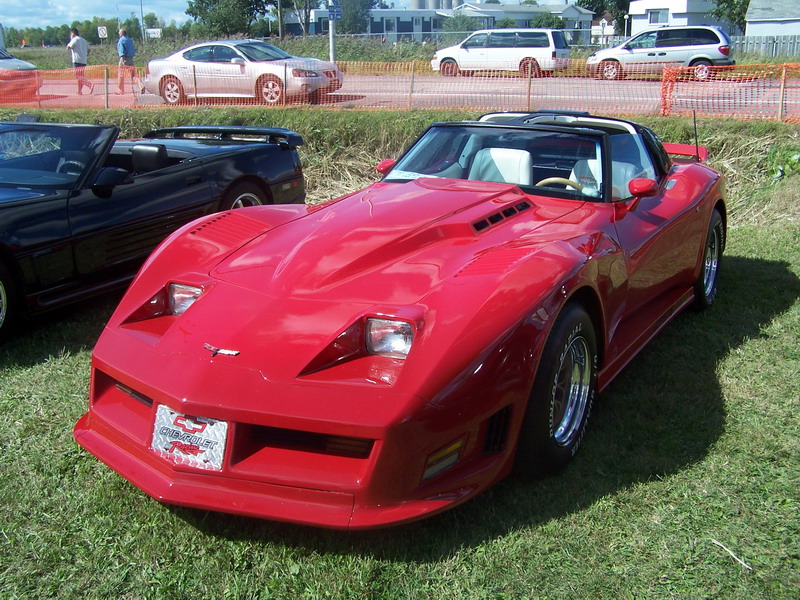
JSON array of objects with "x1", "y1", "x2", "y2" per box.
[
  {"x1": 516, "y1": 304, "x2": 597, "y2": 475},
  {"x1": 0, "y1": 262, "x2": 19, "y2": 342},
  {"x1": 160, "y1": 76, "x2": 185, "y2": 105},
  {"x1": 221, "y1": 182, "x2": 269, "y2": 210},
  {"x1": 440, "y1": 60, "x2": 459, "y2": 77},
  {"x1": 692, "y1": 209, "x2": 724, "y2": 310},
  {"x1": 256, "y1": 75, "x2": 285, "y2": 105},
  {"x1": 520, "y1": 59, "x2": 541, "y2": 78},
  {"x1": 599, "y1": 60, "x2": 622, "y2": 80},
  {"x1": 691, "y1": 59, "x2": 712, "y2": 81}
]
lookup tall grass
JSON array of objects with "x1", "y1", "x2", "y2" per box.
[{"x1": 0, "y1": 109, "x2": 798, "y2": 599}]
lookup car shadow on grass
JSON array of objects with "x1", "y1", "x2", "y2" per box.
[{"x1": 171, "y1": 253, "x2": 799, "y2": 558}]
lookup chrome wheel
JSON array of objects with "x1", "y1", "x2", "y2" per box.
[
  {"x1": 222, "y1": 182, "x2": 268, "y2": 210},
  {"x1": 552, "y1": 334, "x2": 592, "y2": 446},
  {"x1": 161, "y1": 77, "x2": 185, "y2": 105},
  {"x1": 693, "y1": 209, "x2": 724, "y2": 310},
  {"x1": 257, "y1": 76, "x2": 284, "y2": 105}
]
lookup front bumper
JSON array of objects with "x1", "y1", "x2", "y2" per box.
[{"x1": 73, "y1": 328, "x2": 514, "y2": 529}]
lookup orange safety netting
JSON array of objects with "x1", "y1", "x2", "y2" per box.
[{"x1": 2, "y1": 60, "x2": 799, "y2": 123}]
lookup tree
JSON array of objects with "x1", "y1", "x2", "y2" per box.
[
  {"x1": 443, "y1": 12, "x2": 481, "y2": 33},
  {"x1": 530, "y1": 13, "x2": 564, "y2": 28},
  {"x1": 495, "y1": 17, "x2": 517, "y2": 28},
  {"x1": 576, "y1": 0, "x2": 606, "y2": 17},
  {"x1": 339, "y1": 0, "x2": 377, "y2": 35},
  {"x1": 186, "y1": 0, "x2": 270, "y2": 36},
  {"x1": 708, "y1": 0, "x2": 749, "y2": 33}
]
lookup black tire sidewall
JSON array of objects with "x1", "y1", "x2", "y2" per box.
[
  {"x1": 222, "y1": 182, "x2": 268, "y2": 210},
  {"x1": 0, "y1": 262, "x2": 18, "y2": 341},
  {"x1": 693, "y1": 209, "x2": 724, "y2": 310},
  {"x1": 517, "y1": 304, "x2": 597, "y2": 475}
]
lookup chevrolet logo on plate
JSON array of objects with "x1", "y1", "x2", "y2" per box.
[{"x1": 203, "y1": 343, "x2": 240, "y2": 357}]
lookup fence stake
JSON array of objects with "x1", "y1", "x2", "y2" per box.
[
  {"x1": 408, "y1": 61, "x2": 416, "y2": 109},
  {"x1": 193, "y1": 65, "x2": 198, "y2": 106},
  {"x1": 104, "y1": 68, "x2": 109, "y2": 109},
  {"x1": 779, "y1": 65, "x2": 787, "y2": 122},
  {"x1": 526, "y1": 65, "x2": 533, "y2": 111}
]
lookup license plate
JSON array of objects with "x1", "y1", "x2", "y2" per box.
[{"x1": 150, "y1": 404, "x2": 228, "y2": 471}]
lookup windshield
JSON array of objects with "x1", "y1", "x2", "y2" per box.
[
  {"x1": 236, "y1": 42, "x2": 293, "y2": 62},
  {"x1": 385, "y1": 125, "x2": 604, "y2": 199},
  {"x1": 0, "y1": 123, "x2": 116, "y2": 189},
  {"x1": 0, "y1": 50, "x2": 14, "y2": 60}
]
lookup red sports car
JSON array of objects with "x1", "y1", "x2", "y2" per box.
[{"x1": 74, "y1": 111, "x2": 726, "y2": 529}]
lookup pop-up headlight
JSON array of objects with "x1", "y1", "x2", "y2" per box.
[{"x1": 366, "y1": 318, "x2": 414, "y2": 359}]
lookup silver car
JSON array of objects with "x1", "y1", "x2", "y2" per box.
[
  {"x1": 0, "y1": 49, "x2": 39, "y2": 100},
  {"x1": 143, "y1": 40, "x2": 343, "y2": 105},
  {"x1": 586, "y1": 25, "x2": 735, "y2": 81}
]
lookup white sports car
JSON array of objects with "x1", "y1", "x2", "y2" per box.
[{"x1": 142, "y1": 39, "x2": 343, "y2": 106}]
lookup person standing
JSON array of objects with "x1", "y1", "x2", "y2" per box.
[
  {"x1": 116, "y1": 28, "x2": 136, "y2": 94},
  {"x1": 67, "y1": 28, "x2": 94, "y2": 95}
]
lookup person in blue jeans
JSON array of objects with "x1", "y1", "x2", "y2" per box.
[
  {"x1": 116, "y1": 28, "x2": 136, "y2": 94},
  {"x1": 67, "y1": 28, "x2": 94, "y2": 95}
]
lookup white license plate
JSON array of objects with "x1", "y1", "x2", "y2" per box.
[{"x1": 150, "y1": 404, "x2": 228, "y2": 471}]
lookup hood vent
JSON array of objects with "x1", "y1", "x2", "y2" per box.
[
  {"x1": 471, "y1": 201, "x2": 531, "y2": 233},
  {"x1": 188, "y1": 212, "x2": 266, "y2": 245}
]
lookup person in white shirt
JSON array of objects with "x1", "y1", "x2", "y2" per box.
[{"x1": 67, "y1": 28, "x2": 94, "y2": 95}]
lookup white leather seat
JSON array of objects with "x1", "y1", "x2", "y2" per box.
[
  {"x1": 570, "y1": 159, "x2": 638, "y2": 198},
  {"x1": 468, "y1": 148, "x2": 533, "y2": 186}
]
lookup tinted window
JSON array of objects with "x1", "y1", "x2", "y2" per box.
[
  {"x1": 488, "y1": 32, "x2": 516, "y2": 48},
  {"x1": 212, "y1": 46, "x2": 240, "y2": 62},
  {"x1": 551, "y1": 30, "x2": 569, "y2": 49},
  {"x1": 688, "y1": 28, "x2": 721, "y2": 44},
  {"x1": 235, "y1": 42, "x2": 292, "y2": 61},
  {"x1": 184, "y1": 46, "x2": 213, "y2": 62},
  {"x1": 463, "y1": 33, "x2": 488, "y2": 48},
  {"x1": 627, "y1": 31, "x2": 657, "y2": 49},
  {"x1": 516, "y1": 32, "x2": 549, "y2": 48}
]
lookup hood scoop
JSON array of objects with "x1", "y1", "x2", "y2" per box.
[{"x1": 471, "y1": 200, "x2": 532, "y2": 233}]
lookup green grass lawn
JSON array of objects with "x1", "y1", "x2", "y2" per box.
[{"x1": 0, "y1": 110, "x2": 798, "y2": 599}]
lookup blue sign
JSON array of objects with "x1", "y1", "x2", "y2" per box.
[{"x1": 329, "y1": 5, "x2": 343, "y2": 20}]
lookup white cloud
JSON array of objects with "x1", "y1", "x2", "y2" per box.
[{"x1": 1, "y1": 0, "x2": 191, "y2": 29}]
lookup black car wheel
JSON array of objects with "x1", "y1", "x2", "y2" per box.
[
  {"x1": 0, "y1": 262, "x2": 19, "y2": 341},
  {"x1": 440, "y1": 60, "x2": 459, "y2": 77},
  {"x1": 160, "y1": 77, "x2": 186, "y2": 105},
  {"x1": 517, "y1": 304, "x2": 597, "y2": 475},
  {"x1": 256, "y1": 75, "x2": 285, "y2": 105},
  {"x1": 693, "y1": 209, "x2": 724, "y2": 310},
  {"x1": 222, "y1": 182, "x2": 269, "y2": 210},
  {"x1": 520, "y1": 59, "x2": 541, "y2": 78}
]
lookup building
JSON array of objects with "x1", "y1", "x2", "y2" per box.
[
  {"x1": 626, "y1": 0, "x2": 737, "y2": 37},
  {"x1": 745, "y1": 0, "x2": 800, "y2": 36}
]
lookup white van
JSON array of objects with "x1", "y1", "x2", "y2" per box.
[{"x1": 431, "y1": 28, "x2": 570, "y2": 77}]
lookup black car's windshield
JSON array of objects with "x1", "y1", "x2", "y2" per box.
[
  {"x1": 0, "y1": 50, "x2": 14, "y2": 60},
  {"x1": 385, "y1": 125, "x2": 604, "y2": 199},
  {"x1": 0, "y1": 124, "x2": 116, "y2": 189},
  {"x1": 236, "y1": 42, "x2": 292, "y2": 62}
]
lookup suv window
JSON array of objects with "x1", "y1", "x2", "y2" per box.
[
  {"x1": 488, "y1": 32, "x2": 516, "y2": 48},
  {"x1": 687, "y1": 28, "x2": 721, "y2": 44},
  {"x1": 516, "y1": 32, "x2": 549, "y2": 48}
]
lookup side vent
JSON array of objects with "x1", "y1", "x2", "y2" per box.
[
  {"x1": 472, "y1": 201, "x2": 531, "y2": 233},
  {"x1": 188, "y1": 212, "x2": 265, "y2": 245},
  {"x1": 483, "y1": 405, "x2": 512, "y2": 454}
]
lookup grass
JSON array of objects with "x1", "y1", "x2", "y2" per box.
[{"x1": 0, "y1": 109, "x2": 798, "y2": 599}]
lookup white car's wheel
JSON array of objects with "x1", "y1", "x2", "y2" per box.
[
  {"x1": 160, "y1": 77, "x2": 185, "y2": 105},
  {"x1": 256, "y1": 75, "x2": 285, "y2": 105}
]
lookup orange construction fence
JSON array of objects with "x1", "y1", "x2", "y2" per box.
[{"x1": 2, "y1": 60, "x2": 799, "y2": 123}]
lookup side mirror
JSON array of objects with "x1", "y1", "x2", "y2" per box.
[
  {"x1": 91, "y1": 167, "x2": 133, "y2": 198},
  {"x1": 231, "y1": 57, "x2": 245, "y2": 65},
  {"x1": 626, "y1": 177, "x2": 659, "y2": 210},
  {"x1": 376, "y1": 158, "x2": 396, "y2": 175}
]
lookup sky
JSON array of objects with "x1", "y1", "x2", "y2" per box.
[{"x1": 1, "y1": 0, "x2": 193, "y2": 30}]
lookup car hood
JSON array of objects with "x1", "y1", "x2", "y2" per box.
[
  {"x1": 0, "y1": 57, "x2": 38, "y2": 71},
  {"x1": 211, "y1": 178, "x2": 576, "y2": 305},
  {"x1": 279, "y1": 56, "x2": 338, "y2": 71}
]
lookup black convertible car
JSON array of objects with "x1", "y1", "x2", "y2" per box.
[{"x1": 0, "y1": 120, "x2": 306, "y2": 340}]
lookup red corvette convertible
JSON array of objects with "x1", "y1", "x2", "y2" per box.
[{"x1": 74, "y1": 112, "x2": 726, "y2": 529}]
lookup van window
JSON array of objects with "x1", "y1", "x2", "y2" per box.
[
  {"x1": 687, "y1": 28, "x2": 721, "y2": 44},
  {"x1": 517, "y1": 32, "x2": 549, "y2": 48},
  {"x1": 551, "y1": 30, "x2": 569, "y2": 49},
  {"x1": 463, "y1": 33, "x2": 488, "y2": 48},
  {"x1": 627, "y1": 31, "x2": 657, "y2": 49},
  {"x1": 488, "y1": 32, "x2": 516, "y2": 48}
]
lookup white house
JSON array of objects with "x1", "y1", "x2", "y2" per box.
[
  {"x1": 626, "y1": 0, "x2": 737, "y2": 37},
  {"x1": 745, "y1": 0, "x2": 800, "y2": 36}
]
